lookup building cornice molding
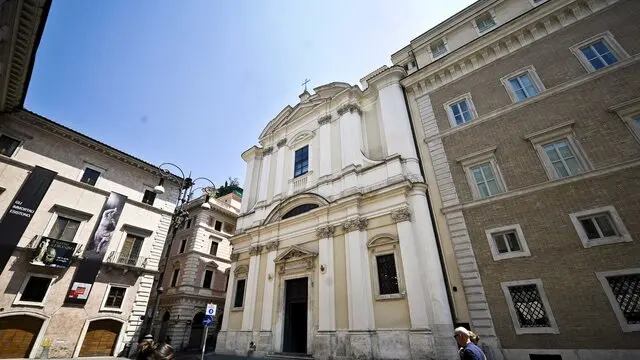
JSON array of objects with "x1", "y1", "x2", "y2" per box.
[{"x1": 402, "y1": 0, "x2": 619, "y2": 94}]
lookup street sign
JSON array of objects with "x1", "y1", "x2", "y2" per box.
[
  {"x1": 206, "y1": 303, "x2": 217, "y2": 316},
  {"x1": 202, "y1": 315, "x2": 213, "y2": 328}
]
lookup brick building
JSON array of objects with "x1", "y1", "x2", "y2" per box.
[
  {"x1": 148, "y1": 190, "x2": 240, "y2": 351},
  {"x1": 391, "y1": 0, "x2": 640, "y2": 358}
]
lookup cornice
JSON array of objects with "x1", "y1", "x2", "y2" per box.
[{"x1": 403, "y1": 0, "x2": 618, "y2": 94}]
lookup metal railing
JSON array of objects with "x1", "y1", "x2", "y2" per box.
[{"x1": 106, "y1": 251, "x2": 148, "y2": 268}]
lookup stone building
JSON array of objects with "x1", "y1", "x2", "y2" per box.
[
  {"x1": 215, "y1": 79, "x2": 459, "y2": 358},
  {"x1": 148, "y1": 189, "x2": 240, "y2": 351},
  {"x1": 391, "y1": 0, "x2": 640, "y2": 358}
]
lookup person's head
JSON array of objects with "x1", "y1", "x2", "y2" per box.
[
  {"x1": 454, "y1": 327, "x2": 470, "y2": 347},
  {"x1": 468, "y1": 331, "x2": 480, "y2": 345},
  {"x1": 137, "y1": 341, "x2": 175, "y2": 360}
]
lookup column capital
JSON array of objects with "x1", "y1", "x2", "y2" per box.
[
  {"x1": 391, "y1": 207, "x2": 411, "y2": 223},
  {"x1": 262, "y1": 146, "x2": 274, "y2": 156},
  {"x1": 230, "y1": 252, "x2": 239, "y2": 262},
  {"x1": 316, "y1": 225, "x2": 335, "y2": 239},
  {"x1": 343, "y1": 217, "x2": 368, "y2": 232},
  {"x1": 276, "y1": 138, "x2": 288, "y2": 148},
  {"x1": 337, "y1": 103, "x2": 362, "y2": 116},
  {"x1": 317, "y1": 114, "x2": 332, "y2": 125},
  {"x1": 249, "y1": 245, "x2": 263, "y2": 256},
  {"x1": 265, "y1": 240, "x2": 279, "y2": 252}
]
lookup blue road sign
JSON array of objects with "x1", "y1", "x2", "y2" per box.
[{"x1": 202, "y1": 315, "x2": 214, "y2": 328}]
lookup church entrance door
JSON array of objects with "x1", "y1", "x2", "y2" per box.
[{"x1": 282, "y1": 277, "x2": 307, "y2": 354}]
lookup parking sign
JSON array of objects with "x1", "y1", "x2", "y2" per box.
[{"x1": 206, "y1": 303, "x2": 217, "y2": 316}]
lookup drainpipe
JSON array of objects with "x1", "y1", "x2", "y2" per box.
[{"x1": 401, "y1": 86, "x2": 458, "y2": 325}]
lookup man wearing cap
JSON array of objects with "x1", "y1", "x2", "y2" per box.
[{"x1": 454, "y1": 327, "x2": 486, "y2": 360}]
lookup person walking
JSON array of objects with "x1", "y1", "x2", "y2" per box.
[{"x1": 454, "y1": 327, "x2": 486, "y2": 360}]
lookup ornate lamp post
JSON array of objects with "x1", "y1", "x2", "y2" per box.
[{"x1": 143, "y1": 163, "x2": 215, "y2": 339}]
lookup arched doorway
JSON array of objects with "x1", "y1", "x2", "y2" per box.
[
  {"x1": 158, "y1": 311, "x2": 170, "y2": 342},
  {"x1": 0, "y1": 315, "x2": 44, "y2": 358},
  {"x1": 79, "y1": 319, "x2": 122, "y2": 357},
  {"x1": 188, "y1": 312, "x2": 205, "y2": 349}
]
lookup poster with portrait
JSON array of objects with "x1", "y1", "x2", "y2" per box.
[
  {"x1": 64, "y1": 192, "x2": 127, "y2": 305},
  {"x1": 30, "y1": 237, "x2": 77, "y2": 268}
]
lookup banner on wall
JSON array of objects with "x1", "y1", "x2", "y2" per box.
[
  {"x1": 30, "y1": 237, "x2": 78, "y2": 268},
  {"x1": 64, "y1": 192, "x2": 127, "y2": 305},
  {"x1": 0, "y1": 166, "x2": 57, "y2": 274}
]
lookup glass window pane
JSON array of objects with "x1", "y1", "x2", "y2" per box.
[
  {"x1": 589, "y1": 57, "x2": 606, "y2": 70},
  {"x1": 633, "y1": 116, "x2": 640, "y2": 128},
  {"x1": 494, "y1": 234, "x2": 508, "y2": 253},
  {"x1": 450, "y1": 104, "x2": 461, "y2": 117},
  {"x1": 472, "y1": 167, "x2": 484, "y2": 183},
  {"x1": 581, "y1": 46, "x2": 597, "y2": 60},
  {"x1": 458, "y1": 101, "x2": 469, "y2": 112},
  {"x1": 515, "y1": 89, "x2": 528, "y2": 101},
  {"x1": 20, "y1": 277, "x2": 52, "y2": 303},
  {"x1": 509, "y1": 78, "x2": 522, "y2": 91},
  {"x1": 481, "y1": 164, "x2": 496, "y2": 180},
  {"x1": 0, "y1": 135, "x2": 20, "y2": 157},
  {"x1": 592, "y1": 41, "x2": 609, "y2": 55},
  {"x1": 234, "y1": 279, "x2": 246, "y2": 307},
  {"x1": 506, "y1": 232, "x2": 521, "y2": 251},
  {"x1": 60, "y1": 219, "x2": 80, "y2": 241},
  {"x1": 595, "y1": 215, "x2": 617, "y2": 237},
  {"x1": 462, "y1": 110, "x2": 473, "y2": 122},
  {"x1": 525, "y1": 84, "x2": 538, "y2": 97},
  {"x1": 580, "y1": 218, "x2": 600, "y2": 239},
  {"x1": 376, "y1": 254, "x2": 399, "y2": 295},
  {"x1": 48, "y1": 217, "x2": 66, "y2": 239},
  {"x1": 454, "y1": 114, "x2": 464, "y2": 125},
  {"x1": 553, "y1": 161, "x2": 570, "y2": 178},
  {"x1": 564, "y1": 157, "x2": 583, "y2": 175},
  {"x1": 544, "y1": 145, "x2": 560, "y2": 161},
  {"x1": 477, "y1": 182, "x2": 490, "y2": 198},
  {"x1": 601, "y1": 52, "x2": 618, "y2": 65},
  {"x1": 81, "y1": 168, "x2": 100, "y2": 186},
  {"x1": 486, "y1": 179, "x2": 500, "y2": 196},
  {"x1": 518, "y1": 74, "x2": 533, "y2": 88},
  {"x1": 555, "y1": 141, "x2": 572, "y2": 157}
]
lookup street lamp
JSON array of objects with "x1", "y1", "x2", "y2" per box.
[{"x1": 143, "y1": 163, "x2": 215, "y2": 339}]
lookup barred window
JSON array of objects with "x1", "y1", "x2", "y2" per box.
[
  {"x1": 606, "y1": 274, "x2": 640, "y2": 324},
  {"x1": 376, "y1": 254, "x2": 399, "y2": 295},
  {"x1": 508, "y1": 284, "x2": 550, "y2": 328}
]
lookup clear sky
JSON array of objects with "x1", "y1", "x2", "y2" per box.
[{"x1": 25, "y1": 0, "x2": 475, "y2": 186}]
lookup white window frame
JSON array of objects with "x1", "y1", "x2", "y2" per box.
[
  {"x1": 473, "y1": 10, "x2": 498, "y2": 35},
  {"x1": 528, "y1": 0, "x2": 549, "y2": 6},
  {"x1": 596, "y1": 268, "x2": 640, "y2": 332},
  {"x1": 202, "y1": 268, "x2": 215, "y2": 289},
  {"x1": 443, "y1": 93, "x2": 478, "y2": 127},
  {"x1": 500, "y1": 65, "x2": 545, "y2": 103},
  {"x1": 570, "y1": 32, "x2": 629, "y2": 73},
  {"x1": 457, "y1": 146, "x2": 507, "y2": 199},
  {"x1": 501, "y1": 279, "x2": 559, "y2": 335},
  {"x1": 42, "y1": 209, "x2": 88, "y2": 243},
  {"x1": 78, "y1": 162, "x2": 105, "y2": 186},
  {"x1": 430, "y1": 37, "x2": 449, "y2": 60},
  {"x1": 232, "y1": 273, "x2": 248, "y2": 311},
  {"x1": 367, "y1": 235, "x2": 406, "y2": 301},
  {"x1": 292, "y1": 144, "x2": 311, "y2": 179},
  {"x1": 14, "y1": 273, "x2": 57, "y2": 307},
  {"x1": 525, "y1": 121, "x2": 591, "y2": 180},
  {"x1": 141, "y1": 185, "x2": 157, "y2": 206},
  {"x1": 100, "y1": 284, "x2": 129, "y2": 312},
  {"x1": 609, "y1": 97, "x2": 640, "y2": 144},
  {"x1": 0, "y1": 132, "x2": 24, "y2": 158},
  {"x1": 485, "y1": 224, "x2": 531, "y2": 261},
  {"x1": 569, "y1": 206, "x2": 632, "y2": 248}
]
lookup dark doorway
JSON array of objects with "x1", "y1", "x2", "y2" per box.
[
  {"x1": 189, "y1": 312, "x2": 205, "y2": 349},
  {"x1": 282, "y1": 277, "x2": 308, "y2": 354}
]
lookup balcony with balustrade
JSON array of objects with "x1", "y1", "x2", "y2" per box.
[{"x1": 104, "y1": 251, "x2": 150, "y2": 275}]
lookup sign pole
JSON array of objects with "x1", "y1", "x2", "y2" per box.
[{"x1": 201, "y1": 326, "x2": 208, "y2": 360}]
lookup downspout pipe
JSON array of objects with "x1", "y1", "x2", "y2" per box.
[{"x1": 401, "y1": 86, "x2": 458, "y2": 325}]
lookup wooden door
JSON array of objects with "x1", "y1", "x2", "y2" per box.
[
  {"x1": 0, "y1": 315, "x2": 43, "y2": 358},
  {"x1": 79, "y1": 319, "x2": 122, "y2": 357}
]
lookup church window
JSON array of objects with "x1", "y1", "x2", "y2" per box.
[
  {"x1": 376, "y1": 254, "x2": 400, "y2": 295},
  {"x1": 294, "y1": 145, "x2": 309, "y2": 177},
  {"x1": 281, "y1": 204, "x2": 319, "y2": 220},
  {"x1": 234, "y1": 279, "x2": 246, "y2": 308}
]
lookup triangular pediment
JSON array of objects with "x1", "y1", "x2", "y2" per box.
[{"x1": 274, "y1": 245, "x2": 317, "y2": 264}]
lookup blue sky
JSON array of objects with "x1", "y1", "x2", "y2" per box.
[{"x1": 25, "y1": 0, "x2": 475, "y2": 186}]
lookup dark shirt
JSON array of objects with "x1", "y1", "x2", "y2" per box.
[{"x1": 461, "y1": 342, "x2": 485, "y2": 360}]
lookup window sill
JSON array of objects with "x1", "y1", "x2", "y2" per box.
[
  {"x1": 231, "y1": 307, "x2": 244, "y2": 312},
  {"x1": 492, "y1": 251, "x2": 531, "y2": 261},
  {"x1": 514, "y1": 326, "x2": 560, "y2": 335},
  {"x1": 375, "y1": 293, "x2": 405, "y2": 301},
  {"x1": 100, "y1": 308, "x2": 123, "y2": 313},
  {"x1": 13, "y1": 300, "x2": 45, "y2": 308},
  {"x1": 582, "y1": 235, "x2": 632, "y2": 248}
]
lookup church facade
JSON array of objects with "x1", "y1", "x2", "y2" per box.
[{"x1": 215, "y1": 70, "x2": 458, "y2": 359}]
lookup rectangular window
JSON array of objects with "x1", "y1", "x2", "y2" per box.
[
  {"x1": 142, "y1": 189, "x2": 156, "y2": 206},
  {"x1": 597, "y1": 269, "x2": 640, "y2": 332},
  {"x1": 179, "y1": 239, "x2": 187, "y2": 253},
  {"x1": 578, "y1": 212, "x2": 618, "y2": 240},
  {"x1": 48, "y1": 216, "x2": 81, "y2": 241},
  {"x1": 294, "y1": 145, "x2": 309, "y2": 178},
  {"x1": 0, "y1": 134, "x2": 20, "y2": 157},
  {"x1": 509, "y1": 73, "x2": 539, "y2": 101},
  {"x1": 171, "y1": 269, "x2": 180, "y2": 287},
  {"x1": 493, "y1": 230, "x2": 521, "y2": 254},
  {"x1": 486, "y1": 224, "x2": 531, "y2": 261},
  {"x1": 214, "y1": 220, "x2": 223, "y2": 231},
  {"x1": 186, "y1": 217, "x2": 192, "y2": 229},
  {"x1": 450, "y1": 100, "x2": 473, "y2": 125},
  {"x1": 203, "y1": 270, "x2": 213, "y2": 289},
  {"x1": 210, "y1": 241, "x2": 218, "y2": 256},
  {"x1": 502, "y1": 280, "x2": 560, "y2": 335},
  {"x1": 375, "y1": 254, "x2": 399, "y2": 295},
  {"x1": 118, "y1": 234, "x2": 144, "y2": 266},
  {"x1": 476, "y1": 13, "x2": 496, "y2": 33},
  {"x1": 104, "y1": 286, "x2": 127, "y2": 309},
  {"x1": 470, "y1": 162, "x2": 502, "y2": 198},
  {"x1": 633, "y1": 115, "x2": 640, "y2": 129},
  {"x1": 234, "y1": 279, "x2": 246, "y2": 308},
  {"x1": 16, "y1": 275, "x2": 54, "y2": 304},
  {"x1": 80, "y1": 167, "x2": 101, "y2": 186},
  {"x1": 570, "y1": 206, "x2": 631, "y2": 248},
  {"x1": 431, "y1": 39, "x2": 447, "y2": 58},
  {"x1": 580, "y1": 40, "x2": 618, "y2": 70},
  {"x1": 542, "y1": 139, "x2": 584, "y2": 178},
  {"x1": 208, "y1": 216, "x2": 215, "y2": 227}
]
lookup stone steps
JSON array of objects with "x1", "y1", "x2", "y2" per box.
[{"x1": 265, "y1": 352, "x2": 314, "y2": 360}]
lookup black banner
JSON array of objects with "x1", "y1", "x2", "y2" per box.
[
  {"x1": 0, "y1": 166, "x2": 57, "y2": 274},
  {"x1": 64, "y1": 192, "x2": 127, "y2": 305},
  {"x1": 30, "y1": 237, "x2": 77, "y2": 268}
]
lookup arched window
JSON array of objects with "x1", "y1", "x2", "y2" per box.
[{"x1": 281, "y1": 204, "x2": 319, "y2": 220}]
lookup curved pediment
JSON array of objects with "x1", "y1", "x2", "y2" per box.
[
  {"x1": 263, "y1": 192, "x2": 329, "y2": 225},
  {"x1": 287, "y1": 130, "x2": 315, "y2": 148}
]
